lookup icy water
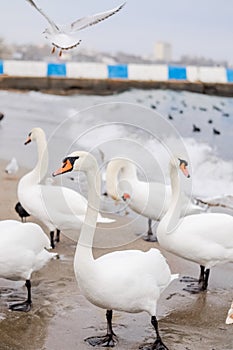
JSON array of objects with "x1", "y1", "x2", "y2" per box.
[
  {"x1": 0, "y1": 88, "x2": 233, "y2": 350},
  {"x1": 0, "y1": 88, "x2": 233, "y2": 202}
]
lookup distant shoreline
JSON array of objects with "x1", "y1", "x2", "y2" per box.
[{"x1": 0, "y1": 76, "x2": 233, "y2": 97}]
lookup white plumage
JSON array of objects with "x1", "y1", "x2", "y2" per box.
[
  {"x1": 53, "y1": 151, "x2": 177, "y2": 349},
  {"x1": 226, "y1": 302, "x2": 233, "y2": 324},
  {"x1": 157, "y1": 157, "x2": 233, "y2": 293},
  {"x1": 17, "y1": 128, "x2": 113, "y2": 248},
  {"x1": 5, "y1": 157, "x2": 19, "y2": 174},
  {"x1": 25, "y1": 0, "x2": 126, "y2": 56},
  {"x1": 0, "y1": 220, "x2": 56, "y2": 311},
  {"x1": 106, "y1": 158, "x2": 203, "y2": 240}
]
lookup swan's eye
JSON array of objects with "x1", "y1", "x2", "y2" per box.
[
  {"x1": 28, "y1": 132, "x2": 32, "y2": 137},
  {"x1": 178, "y1": 158, "x2": 188, "y2": 167}
]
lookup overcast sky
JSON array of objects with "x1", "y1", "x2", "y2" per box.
[{"x1": 0, "y1": 0, "x2": 232, "y2": 62}]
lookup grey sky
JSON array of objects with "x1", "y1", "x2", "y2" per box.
[{"x1": 0, "y1": 0, "x2": 232, "y2": 62}]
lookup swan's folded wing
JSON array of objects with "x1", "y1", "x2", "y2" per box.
[{"x1": 69, "y1": 2, "x2": 125, "y2": 32}]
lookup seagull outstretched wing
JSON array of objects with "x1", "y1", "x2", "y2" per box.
[
  {"x1": 25, "y1": 0, "x2": 59, "y2": 31},
  {"x1": 69, "y1": 2, "x2": 126, "y2": 33}
]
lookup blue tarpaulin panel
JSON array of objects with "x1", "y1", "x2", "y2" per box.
[
  {"x1": 168, "y1": 66, "x2": 187, "y2": 80},
  {"x1": 226, "y1": 69, "x2": 233, "y2": 82},
  {"x1": 108, "y1": 65, "x2": 128, "y2": 79},
  {"x1": 0, "y1": 61, "x2": 3, "y2": 74},
  {"x1": 47, "y1": 63, "x2": 66, "y2": 77}
]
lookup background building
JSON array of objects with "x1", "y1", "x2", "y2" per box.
[{"x1": 154, "y1": 41, "x2": 172, "y2": 62}]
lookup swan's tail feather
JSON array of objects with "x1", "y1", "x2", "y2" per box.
[
  {"x1": 171, "y1": 273, "x2": 179, "y2": 282},
  {"x1": 226, "y1": 303, "x2": 233, "y2": 324}
]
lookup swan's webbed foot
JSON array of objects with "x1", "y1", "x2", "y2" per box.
[
  {"x1": 180, "y1": 276, "x2": 199, "y2": 283},
  {"x1": 85, "y1": 334, "x2": 117, "y2": 347},
  {"x1": 183, "y1": 283, "x2": 207, "y2": 294},
  {"x1": 182, "y1": 266, "x2": 209, "y2": 293},
  {"x1": 143, "y1": 234, "x2": 158, "y2": 242},
  {"x1": 139, "y1": 339, "x2": 169, "y2": 350},
  {"x1": 9, "y1": 300, "x2": 31, "y2": 312}
]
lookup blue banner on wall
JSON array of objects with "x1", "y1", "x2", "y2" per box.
[
  {"x1": 47, "y1": 63, "x2": 66, "y2": 77},
  {"x1": 168, "y1": 66, "x2": 187, "y2": 80},
  {"x1": 0, "y1": 61, "x2": 3, "y2": 74},
  {"x1": 226, "y1": 69, "x2": 233, "y2": 83},
  {"x1": 108, "y1": 65, "x2": 128, "y2": 79}
]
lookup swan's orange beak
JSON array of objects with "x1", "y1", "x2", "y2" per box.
[
  {"x1": 180, "y1": 163, "x2": 190, "y2": 178},
  {"x1": 52, "y1": 160, "x2": 73, "y2": 177},
  {"x1": 24, "y1": 136, "x2": 31, "y2": 145},
  {"x1": 122, "y1": 193, "x2": 131, "y2": 201}
]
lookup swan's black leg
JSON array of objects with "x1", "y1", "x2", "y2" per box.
[
  {"x1": 50, "y1": 231, "x2": 55, "y2": 249},
  {"x1": 55, "y1": 229, "x2": 60, "y2": 243},
  {"x1": 143, "y1": 219, "x2": 158, "y2": 242},
  {"x1": 183, "y1": 265, "x2": 210, "y2": 293},
  {"x1": 9, "y1": 279, "x2": 32, "y2": 312},
  {"x1": 85, "y1": 309, "x2": 117, "y2": 347},
  {"x1": 139, "y1": 316, "x2": 169, "y2": 350},
  {"x1": 202, "y1": 268, "x2": 210, "y2": 290}
]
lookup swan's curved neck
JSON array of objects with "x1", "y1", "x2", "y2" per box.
[
  {"x1": 160, "y1": 164, "x2": 182, "y2": 234},
  {"x1": 28, "y1": 135, "x2": 48, "y2": 184},
  {"x1": 107, "y1": 160, "x2": 137, "y2": 199},
  {"x1": 76, "y1": 160, "x2": 100, "y2": 265}
]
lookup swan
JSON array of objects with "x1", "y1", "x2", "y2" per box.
[
  {"x1": 106, "y1": 158, "x2": 203, "y2": 242},
  {"x1": 0, "y1": 220, "x2": 56, "y2": 312},
  {"x1": 156, "y1": 157, "x2": 233, "y2": 293},
  {"x1": 26, "y1": 0, "x2": 125, "y2": 56},
  {"x1": 226, "y1": 302, "x2": 233, "y2": 324},
  {"x1": 52, "y1": 151, "x2": 178, "y2": 350},
  {"x1": 17, "y1": 127, "x2": 113, "y2": 248}
]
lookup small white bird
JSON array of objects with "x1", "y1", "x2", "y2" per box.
[
  {"x1": 226, "y1": 302, "x2": 233, "y2": 324},
  {"x1": 5, "y1": 157, "x2": 19, "y2": 175},
  {"x1": 25, "y1": 0, "x2": 126, "y2": 56}
]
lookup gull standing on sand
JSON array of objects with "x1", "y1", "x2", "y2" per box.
[
  {"x1": 5, "y1": 157, "x2": 19, "y2": 175},
  {"x1": 25, "y1": 0, "x2": 126, "y2": 56}
]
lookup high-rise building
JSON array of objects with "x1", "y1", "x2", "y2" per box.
[{"x1": 154, "y1": 41, "x2": 172, "y2": 62}]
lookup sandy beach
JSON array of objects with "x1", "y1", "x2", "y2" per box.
[{"x1": 0, "y1": 158, "x2": 233, "y2": 350}]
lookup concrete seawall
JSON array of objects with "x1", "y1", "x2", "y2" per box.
[{"x1": 1, "y1": 76, "x2": 233, "y2": 97}]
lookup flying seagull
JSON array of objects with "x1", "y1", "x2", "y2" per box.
[{"x1": 25, "y1": 0, "x2": 126, "y2": 56}]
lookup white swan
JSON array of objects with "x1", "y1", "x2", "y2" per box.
[
  {"x1": 26, "y1": 0, "x2": 125, "y2": 56},
  {"x1": 157, "y1": 157, "x2": 233, "y2": 293},
  {"x1": 106, "y1": 158, "x2": 203, "y2": 241},
  {"x1": 0, "y1": 220, "x2": 56, "y2": 312},
  {"x1": 53, "y1": 151, "x2": 178, "y2": 350},
  {"x1": 226, "y1": 302, "x2": 233, "y2": 324},
  {"x1": 17, "y1": 127, "x2": 113, "y2": 248}
]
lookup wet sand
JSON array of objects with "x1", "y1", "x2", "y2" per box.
[{"x1": 0, "y1": 159, "x2": 233, "y2": 350}]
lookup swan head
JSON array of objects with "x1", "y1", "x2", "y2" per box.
[
  {"x1": 24, "y1": 127, "x2": 45, "y2": 145},
  {"x1": 170, "y1": 157, "x2": 190, "y2": 178},
  {"x1": 52, "y1": 151, "x2": 96, "y2": 177}
]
